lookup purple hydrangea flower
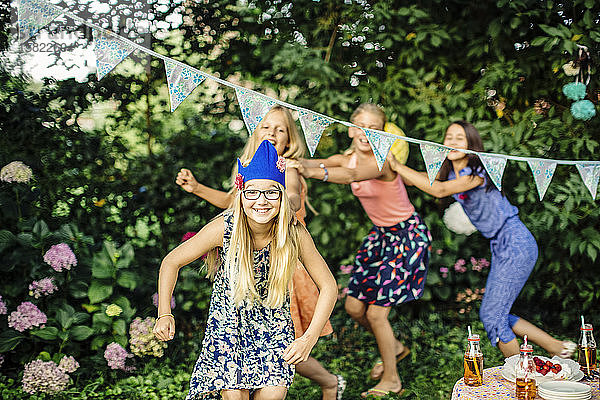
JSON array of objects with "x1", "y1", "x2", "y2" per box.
[
  {"x1": 43, "y1": 243, "x2": 77, "y2": 272},
  {"x1": 152, "y1": 293, "x2": 176, "y2": 309},
  {"x1": 104, "y1": 342, "x2": 135, "y2": 371},
  {"x1": 29, "y1": 278, "x2": 58, "y2": 299},
  {"x1": 22, "y1": 359, "x2": 69, "y2": 394},
  {"x1": 8, "y1": 301, "x2": 47, "y2": 332}
]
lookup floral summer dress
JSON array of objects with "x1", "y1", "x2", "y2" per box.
[{"x1": 186, "y1": 211, "x2": 295, "y2": 399}]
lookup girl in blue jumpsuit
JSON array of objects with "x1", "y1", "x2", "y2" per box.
[{"x1": 388, "y1": 121, "x2": 575, "y2": 358}]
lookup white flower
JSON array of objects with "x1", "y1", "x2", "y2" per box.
[
  {"x1": 562, "y1": 62, "x2": 580, "y2": 77},
  {"x1": 443, "y1": 202, "x2": 477, "y2": 235}
]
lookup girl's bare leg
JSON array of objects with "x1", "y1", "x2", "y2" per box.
[
  {"x1": 221, "y1": 389, "x2": 250, "y2": 400},
  {"x1": 345, "y1": 296, "x2": 371, "y2": 331},
  {"x1": 253, "y1": 386, "x2": 288, "y2": 400},
  {"x1": 512, "y1": 318, "x2": 570, "y2": 355},
  {"x1": 295, "y1": 357, "x2": 338, "y2": 400}
]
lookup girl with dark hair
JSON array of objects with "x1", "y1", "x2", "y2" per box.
[{"x1": 388, "y1": 121, "x2": 576, "y2": 358}]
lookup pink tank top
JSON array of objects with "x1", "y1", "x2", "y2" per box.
[{"x1": 349, "y1": 153, "x2": 415, "y2": 227}]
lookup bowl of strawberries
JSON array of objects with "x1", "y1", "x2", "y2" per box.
[{"x1": 501, "y1": 355, "x2": 584, "y2": 383}]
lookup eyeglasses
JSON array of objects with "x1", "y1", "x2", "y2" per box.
[{"x1": 242, "y1": 189, "x2": 281, "y2": 201}]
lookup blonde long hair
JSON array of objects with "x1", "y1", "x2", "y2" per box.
[
  {"x1": 344, "y1": 103, "x2": 387, "y2": 155},
  {"x1": 205, "y1": 182, "x2": 299, "y2": 308}
]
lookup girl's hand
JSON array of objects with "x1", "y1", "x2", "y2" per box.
[
  {"x1": 282, "y1": 334, "x2": 317, "y2": 365},
  {"x1": 153, "y1": 315, "x2": 175, "y2": 341},
  {"x1": 176, "y1": 168, "x2": 199, "y2": 193},
  {"x1": 285, "y1": 159, "x2": 305, "y2": 177}
]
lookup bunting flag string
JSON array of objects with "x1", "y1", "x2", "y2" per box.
[
  {"x1": 363, "y1": 128, "x2": 396, "y2": 170},
  {"x1": 235, "y1": 88, "x2": 277, "y2": 136},
  {"x1": 298, "y1": 110, "x2": 334, "y2": 157},
  {"x1": 164, "y1": 60, "x2": 206, "y2": 112},
  {"x1": 576, "y1": 163, "x2": 600, "y2": 200},
  {"x1": 527, "y1": 160, "x2": 557, "y2": 201},
  {"x1": 14, "y1": 0, "x2": 600, "y2": 202},
  {"x1": 420, "y1": 143, "x2": 450, "y2": 184},
  {"x1": 17, "y1": 0, "x2": 63, "y2": 44},
  {"x1": 479, "y1": 154, "x2": 508, "y2": 191},
  {"x1": 92, "y1": 29, "x2": 135, "y2": 81}
]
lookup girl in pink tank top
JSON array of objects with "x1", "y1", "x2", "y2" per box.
[{"x1": 289, "y1": 104, "x2": 431, "y2": 398}]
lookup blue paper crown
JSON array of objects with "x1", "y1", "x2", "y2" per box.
[{"x1": 237, "y1": 140, "x2": 286, "y2": 188}]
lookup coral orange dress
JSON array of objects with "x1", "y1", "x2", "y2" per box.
[{"x1": 290, "y1": 177, "x2": 333, "y2": 338}]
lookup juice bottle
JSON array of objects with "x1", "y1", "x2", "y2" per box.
[
  {"x1": 515, "y1": 343, "x2": 536, "y2": 399},
  {"x1": 463, "y1": 334, "x2": 483, "y2": 386},
  {"x1": 578, "y1": 323, "x2": 597, "y2": 376}
]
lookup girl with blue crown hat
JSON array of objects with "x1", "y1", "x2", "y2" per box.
[{"x1": 155, "y1": 140, "x2": 338, "y2": 400}]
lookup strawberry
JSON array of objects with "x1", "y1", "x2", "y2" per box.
[{"x1": 554, "y1": 364, "x2": 562, "y2": 373}]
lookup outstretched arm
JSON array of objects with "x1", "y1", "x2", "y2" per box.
[
  {"x1": 282, "y1": 226, "x2": 337, "y2": 365},
  {"x1": 389, "y1": 160, "x2": 483, "y2": 198},
  {"x1": 289, "y1": 154, "x2": 386, "y2": 184},
  {"x1": 154, "y1": 216, "x2": 224, "y2": 341},
  {"x1": 284, "y1": 165, "x2": 302, "y2": 212},
  {"x1": 176, "y1": 168, "x2": 233, "y2": 209}
]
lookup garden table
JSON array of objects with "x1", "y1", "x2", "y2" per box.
[{"x1": 452, "y1": 366, "x2": 600, "y2": 399}]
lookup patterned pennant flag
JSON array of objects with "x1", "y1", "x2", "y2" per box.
[
  {"x1": 235, "y1": 88, "x2": 277, "y2": 135},
  {"x1": 17, "y1": 0, "x2": 64, "y2": 43},
  {"x1": 419, "y1": 143, "x2": 450, "y2": 184},
  {"x1": 93, "y1": 29, "x2": 136, "y2": 81},
  {"x1": 576, "y1": 163, "x2": 600, "y2": 200},
  {"x1": 479, "y1": 154, "x2": 507, "y2": 190},
  {"x1": 298, "y1": 110, "x2": 334, "y2": 156},
  {"x1": 527, "y1": 160, "x2": 557, "y2": 201},
  {"x1": 164, "y1": 60, "x2": 206, "y2": 112},
  {"x1": 363, "y1": 128, "x2": 396, "y2": 170}
]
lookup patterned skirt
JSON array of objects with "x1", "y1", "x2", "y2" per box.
[{"x1": 347, "y1": 212, "x2": 432, "y2": 307}]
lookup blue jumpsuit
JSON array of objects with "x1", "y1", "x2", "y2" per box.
[{"x1": 449, "y1": 167, "x2": 538, "y2": 346}]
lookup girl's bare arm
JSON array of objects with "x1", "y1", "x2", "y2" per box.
[{"x1": 391, "y1": 163, "x2": 483, "y2": 198}]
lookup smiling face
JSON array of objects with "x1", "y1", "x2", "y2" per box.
[
  {"x1": 348, "y1": 111, "x2": 385, "y2": 153},
  {"x1": 443, "y1": 123, "x2": 469, "y2": 161},
  {"x1": 241, "y1": 179, "x2": 281, "y2": 225},
  {"x1": 255, "y1": 110, "x2": 290, "y2": 156}
]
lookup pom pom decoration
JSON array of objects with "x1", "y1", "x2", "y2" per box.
[
  {"x1": 562, "y1": 62, "x2": 580, "y2": 76},
  {"x1": 571, "y1": 100, "x2": 597, "y2": 121},
  {"x1": 562, "y1": 82, "x2": 587, "y2": 101},
  {"x1": 442, "y1": 202, "x2": 477, "y2": 236},
  {"x1": 386, "y1": 122, "x2": 410, "y2": 164}
]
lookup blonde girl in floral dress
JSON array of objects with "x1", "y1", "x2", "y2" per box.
[
  {"x1": 155, "y1": 140, "x2": 337, "y2": 400},
  {"x1": 175, "y1": 106, "x2": 345, "y2": 399}
]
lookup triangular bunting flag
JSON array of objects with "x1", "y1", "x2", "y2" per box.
[
  {"x1": 298, "y1": 110, "x2": 334, "y2": 156},
  {"x1": 419, "y1": 143, "x2": 450, "y2": 184},
  {"x1": 576, "y1": 163, "x2": 600, "y2": 200},
  {"x1": 17, "y1": 0, "x2": 64, "y2": 44},
  {"x1": 527, "y1": 160, "x2": 557, "y2": 201},
  {"x1": 479, "y1": 154, "x2": 507, "y2": 190},
  {"x1": 363, "y1": 128, "x2": 396, "y2": 170},
  {"x1": 164, "y1": 60, "x2": 206, "y2": 112},
  {"x1": 235, "y1": 88, "x2": 277, "y2": 135},
  {"x1": 93, "y1": 29, "x2": 136, "y2": 81}
]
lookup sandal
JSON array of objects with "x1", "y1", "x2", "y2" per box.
[
  {"x1": 369, "y1": 346, "x2": 411, "y2": 380},
  {"x1": 557, "y1": 341, "x2": 577, "y2": 359},
  {"x1": 361, "y1": 388, "x2": 405, "y2": 398},
  {"x1": 335, "y1": 374, "x2": 346, "y2": 400}
]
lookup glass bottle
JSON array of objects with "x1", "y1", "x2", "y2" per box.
[
  {"x1": 578, "y1": 323, "x2": 597, "y2": 376},
  {"x1": 515, "y1": 344, "x2": 536, "y2": 400},
  {"x1": 463, "y1": 334, "x2": 483, "y2": 386}
]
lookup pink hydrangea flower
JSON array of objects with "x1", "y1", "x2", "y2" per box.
[
  {"x1": 454, "y1": 259, "x2": 467, "y2": 273},
  {"x1": 0, "y1": 295, "x2": 7, "y2": 315},
  {"x1": 43, "y1": 243, "x2": 77, "y2": 272},
  {"x1": 439, "y1": 267, "x2": 449, "y2": 278},
  {"x1": 181, "y1": 232, "x2": 197, "y2": 242},
  {"x1": 152, "y1": 293, "x2": 176, "y2": 309},
  {"x1": 470, "y1": 257, "x2": 490, "y2": 272},
  {"x1": 104, "y1": 342, "x2": 135, "y2": 371},
  {"x1": 0, "y1": 161, "x2": 33, "y2": 184},
  {"x1": 29, "y1": 278, "x2": 58, "y2": 299},
  {"x1": 57, "y1": 356, "x2": 79, "y2": 373},
  {"x1": 339, "y1": 265, "x2": 353, "y2": 274},
  {"x1": 22, "y1": 359, "x2": 69, "y2": 394},
  {"x1": 8, "y1": 301, "x2": 47, "y2": 332}
]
